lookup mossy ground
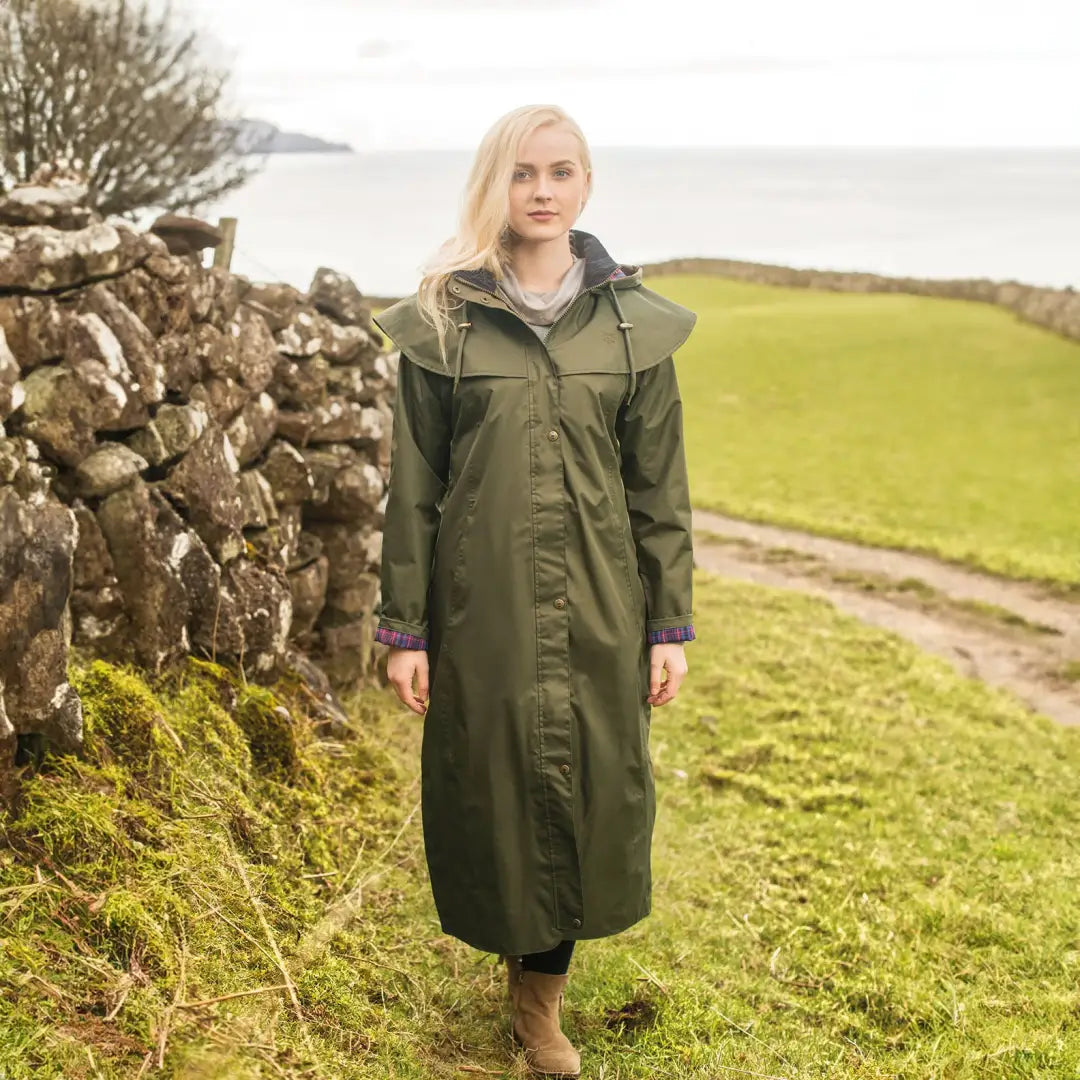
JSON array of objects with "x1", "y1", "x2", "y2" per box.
[{"x1": 4, "y1": 571, "x2": 1080, "y2": 1077}]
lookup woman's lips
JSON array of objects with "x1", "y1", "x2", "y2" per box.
[{"x1": 528, "y1": 211, "x2": 556, "y2": 220}]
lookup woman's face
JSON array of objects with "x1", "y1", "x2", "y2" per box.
[{"x1": 506, "y1": 122, "x2": 591, "y2": 244}]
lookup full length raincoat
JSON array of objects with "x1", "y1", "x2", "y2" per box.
[{"x1": 371, "y1": 230, "x2": 697, "y2": 956}]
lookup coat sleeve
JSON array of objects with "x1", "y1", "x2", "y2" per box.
[
  {"x1": 616, "y1": 354, "x2": 696, "y2": 645},
  {"x1": 373, "y1": 352, "x2": 452, "y2": 650}
]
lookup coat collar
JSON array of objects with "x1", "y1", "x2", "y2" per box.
[{"x1": 452, "y1": 228, "x2": 631, "y2": 296}]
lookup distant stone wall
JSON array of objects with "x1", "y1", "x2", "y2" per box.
[
  {"x1": 638, "y1": 257, "x2": 1080, "y2": 344},
  {"x1": 0, "y1": 177, "x2": 397, "y2": 770}
]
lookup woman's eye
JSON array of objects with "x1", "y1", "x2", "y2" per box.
[
  {"x1": 513, "y1": 170, "x2": 530, "y2": 180},
  {"x1": 555, "y1": 169, "x2": 571, "y2": 178}
]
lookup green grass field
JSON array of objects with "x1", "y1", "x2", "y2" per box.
[
  {"x1": 5, "y1": 571, "x2": 1080, "y2": 1078},
  {"x1": 650, "y1": 275, "x2": 1080, "y2": 587}
]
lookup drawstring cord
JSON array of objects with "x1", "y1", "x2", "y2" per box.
[
  {"x1": 454, "y1": 301, "x2": 471, "y2": 395},
  {"x1": 604, "y1": 282, "x2": 637, "y2": 405}
]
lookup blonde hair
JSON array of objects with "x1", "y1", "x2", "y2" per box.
[{"x1": 416, "y1": 104, "x2": 593, "y2": 368}]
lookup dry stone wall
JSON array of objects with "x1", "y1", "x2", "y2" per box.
[
  {"x1": 638, "y1": 257, "x2": 1080, "y2": 344},
  {"x1": 0, "y1": 178, "x2": 399, "y2": 771}
]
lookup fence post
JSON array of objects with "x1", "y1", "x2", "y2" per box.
[{"x1": 214, "y1": 216, "x2": 238, "y2": 270}]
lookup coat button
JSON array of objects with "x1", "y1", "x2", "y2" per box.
[
  {"x1": 560, "y1": 763, "x2": 571, "y2": 776},
  {"x1": 572, "y1": 918, "x2": 582, "y2": 928},
  {"x1": 479, "y1": 295, "x2": 490, "y2": 303},
  {"x1": 546, "y1": 429, "x2": 559, "y2": 442},
  {"x1": 553, "y1": 597, "x2": 566, "y2": 609}
]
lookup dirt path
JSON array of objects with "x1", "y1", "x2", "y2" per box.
[{"x1": 691, "y1": 508, "x2": 1080, "y2": 726}]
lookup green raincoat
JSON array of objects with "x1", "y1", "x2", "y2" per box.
[{"x1": 371, "y1": 230, "x2": 697, "y2": 955}]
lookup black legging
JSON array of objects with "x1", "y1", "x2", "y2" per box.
[{"x1": 521, "y1": 939, "x2": 576, "y2": 975}]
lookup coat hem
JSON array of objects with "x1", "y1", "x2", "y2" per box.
[{"x1": 435, "y1": 903, "x2": 652, "y2": 958}]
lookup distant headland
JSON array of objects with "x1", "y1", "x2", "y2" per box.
[{"x1": 241, "y1": 119, "x2": 354, "y2": 154}]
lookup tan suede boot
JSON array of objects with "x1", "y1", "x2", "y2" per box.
[{"x1": 505, "y1": 965, "x2": 581, "y2": 1077}]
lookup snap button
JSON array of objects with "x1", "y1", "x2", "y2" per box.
[
  {"x1": 553, "y1": 597, "x2": 566, "y2": 610},
  {"x1": 479, "y1": 295, "x2": 490, "y2": 304},
  {"x1": 560, "y1": 763, "x2": 571, "y2": 776},
  {"x1": 546, "y1": 429, "x2": 559, "y2": 442},
  {"x1": 572, "y1": 918, "x2": 582, "y2": 928},
  {"x1": 451, "y1": 284, "x2": 461, "y2": 294}
]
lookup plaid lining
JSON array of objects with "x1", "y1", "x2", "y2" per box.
[
  {"x1": 647, "y1": 624, "x2": 696, "y2": 645},
  {"x1": 608, "y1": 267, "x2": 628, "y2": 280},
  {"x1": 374, "y1": 626, "x2": 428, "y2": 650}
]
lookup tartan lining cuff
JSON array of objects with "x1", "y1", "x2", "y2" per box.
[
  {"x1": 374, "y1": 626, "x2": 428, "y2": 650},
  {"x1": 647, "y1": 623, "x2": 696, "y2": 645}
]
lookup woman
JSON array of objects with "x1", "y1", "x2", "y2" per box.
[{"x1": 371, "y1": 104, "x2": 697, "y2": 1077}]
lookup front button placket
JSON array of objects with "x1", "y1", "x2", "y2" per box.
[{"x1": 525, "y1": 336, "x2": 584, "y2": 933}]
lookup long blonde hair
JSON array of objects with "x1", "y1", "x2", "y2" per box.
[{"x1": 416, "y1": 104, "x2": 593, "y2": 368}]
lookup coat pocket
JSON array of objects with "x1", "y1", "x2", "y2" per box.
[{"x1": 604, "y1": 458, "x2": 639, "y2": 612}]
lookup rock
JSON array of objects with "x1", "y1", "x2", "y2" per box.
[
  {"x1": 321, "y1": 321, "x2": 375, "y2": 365},
  {"x1": 275, "y1": 309, "x2": 334, "y2": 359},
  {"x1": 127, "y1": 402, "x2": 209, "y2": 466},
  {"x1": 190, "y1": 378, "x2": 247, "y2": 428},
  {"x1": 275, "y1": 398, "x2": 384, "y2": 446},
  {"x1": 280, "y1": 646, "x2": 351, "y2": 736},
  {"x1": 0, "y1": 221, "x2": 148, "y2": 292},
  {"x1": 305, "y1": 521, "x2": 381, "y2": 587},
  {"x1": 158, "y1": 423, "x2": 244, "y2": 563},
  {"x1": 228, "y1": 306, "x2": 278, "y2": 393},
  {"x1": 0, "y1": 329, "x2": 24, "y2": 421},
  {"x1": 193, "y1": 560, "x2": 291, "y2": 678},
  {"x1": 0, "y1": 488, "x2": 83, "y2": 757},
  {"x1": 149, "y1": 213, "x2": 223, "y2": 257},
  {"x1": 0, "y1": 295, "x2": 66, "y2": 372},
  {"x1": 70, "y1": 582, "x2": 128, "y2": 654},
  {"x1": 373, "y1": 398, "x2": 394, "y2": 468},
  {"x1": 242, "y1": 282, "x2": 304, "y2": 333},
  {"x1": 0, "y1": 181, "x2": 95, "y2": 230},
  {"x1": 246, "y1": 504, "x2": 302, "y2": 570},
  {"x1": 201, "y1": 267, "x2": 243, "y2": 329},
  {"x1": 73, "y1": 443, "x2": 147, "y2": 498},
  {"x1": 270, "y1": 353, "x2": 330, "y2": 410},
  {"x1": 308, "y1": 267, "x2": 370, "y2": 327},
  {"x1": 69, "y1": 502, "x2": 126, "y2": 653},
  {"x1": 325, "y1": 359, "x2": 387, "y2": 404},
  {"x1": 288, "y1": 555, "x2": 329, "y2": 639},
  {"x1": 18, "y1": 360, "x2": 137, "y2": 467},
  {"x1": 96, "y1": 482, "x2": 190, "y2": 669},
  {"x1": 238, "y1": 468, "x2": 278, "y2": 529},
  {"x1": 71, "y1": 502, "x2": 115, "y2": 588},
  {"x1": 301, "y1": 445, "x2": 384, "y2": 523},
  {"x1": 225, "y1": 391, "x2": 278, "y2": 467},
  {"x1": 77, "y1": 284, "x2": 166, "y2": 404},
  {"x1": 61, "y1": 312, "x2": 148, "y2": 429},
  {"x1": 257, "y1": 439, "x2": 315, "y2": 506},
  {"x1": 0, "y1": 435, "x2": 52, "y2": 501},
  {"x1": 144, "y1": 253, "x2": 193, "y2": 288},
  {"x1": 322, "y1": 570, "x2": 379, "y2": 621},
  {"x1": 156, "y1": 332, "x2": 203, "y2": 396},
  {"x1": 107, "y1": 265, "x2": 192, "y2": 338},
  {"x1": 291, "y1": 530, "x2": 324, "y2": 571},
  {"x1": 313, "y1": 613, "x2": 374, "y2": 689}
]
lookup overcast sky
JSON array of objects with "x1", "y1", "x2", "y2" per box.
[{"x1": 178, "y1": 0, "x2": 1079, "y2": 149}]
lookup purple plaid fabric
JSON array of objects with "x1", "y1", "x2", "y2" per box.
[
  {"x1": 647, "y1": 624, "x2": 696, "y2": 645},
  {"x1": 375, "y1": 626, "x2": 428, "y2": 650}
]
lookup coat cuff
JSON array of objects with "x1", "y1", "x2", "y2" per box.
[
  {"x1": 647, "y1": 623, "x2": 695, "y2": 645},
  {"x1": 375, "y1": 620, "x2": 429, "y2": 650}
]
